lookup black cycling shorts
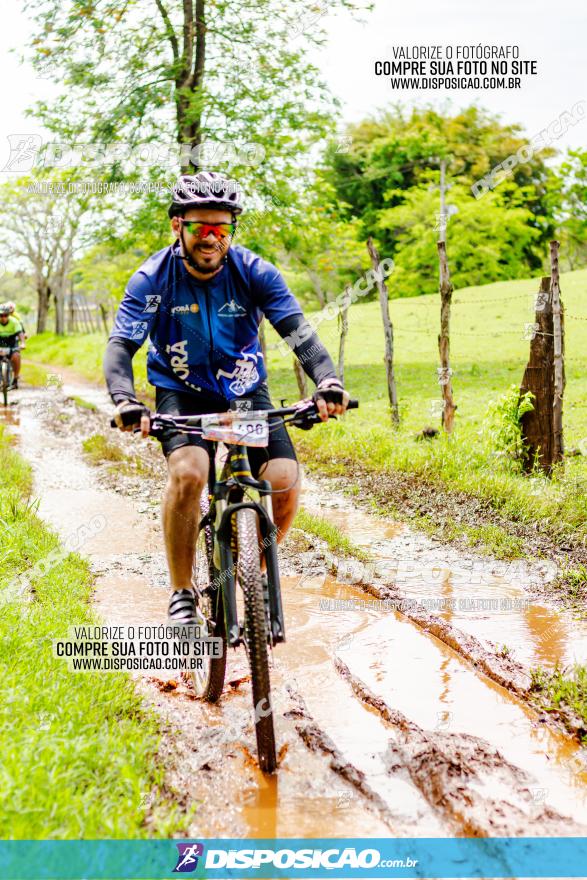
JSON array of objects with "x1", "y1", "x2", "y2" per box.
[
  {"x1": 0, "y1": 335, "x2": 19, "y2": 353},
  {"x1": 155, "y1": 383, "x2": 297, "y2": 478}
]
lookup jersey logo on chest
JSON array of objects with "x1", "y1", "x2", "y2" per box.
[{"x1": 218, "y1": 299, "x2": 247, "y2": 317}]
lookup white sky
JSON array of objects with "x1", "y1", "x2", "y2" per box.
[
  {"x1": 320, "y1": 0, "x2": 586, "y2": 151},
  {"x1": 0, "y1": 0, "x2": 585, "y2": 166}
]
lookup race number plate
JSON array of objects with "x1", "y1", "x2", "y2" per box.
[
  {"x1": 0, "y1": 348, "x2": 11, "y2": 356},
  {"x1": 201, "y1": 413, "x2": 269, "y2": 447}
]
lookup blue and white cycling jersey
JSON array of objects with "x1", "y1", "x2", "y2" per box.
[{"x1": 110, "y1": 242, "x2": 303, "y2": 399}]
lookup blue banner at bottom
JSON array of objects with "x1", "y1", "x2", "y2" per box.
[{"x1": 0, "y1": 838, "x2": 586, "y2": 879}]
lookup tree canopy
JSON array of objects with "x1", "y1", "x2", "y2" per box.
[{"x1": 323, "y1": 104, "x2": 560, "y2": 289}]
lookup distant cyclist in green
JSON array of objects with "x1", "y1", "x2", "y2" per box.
[
  {"x1": 6, "y1": 302, "x2": 26, "y2": 350},
  {"x1": 0, "y1": 304, "x2": 22, "y2": 389}
]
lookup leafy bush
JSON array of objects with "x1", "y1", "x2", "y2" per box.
[{"x1": 484, "y1": 385, "x2": 534, "y2": 470}]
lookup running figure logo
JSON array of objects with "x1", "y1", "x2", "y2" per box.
[
  {"x1": 2, "y1": 134, "x2": 42, "y2": 171},
  {"x1": 173, "y1": 843, "x2": 204, "y2": 873}
]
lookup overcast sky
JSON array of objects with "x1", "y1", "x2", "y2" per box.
[
  {"x1": 319, "y1": 0, "x2": 586, "y2": 150},
  {"x1": 1, "y1": 0, "x2": 585, "y2": 167}
]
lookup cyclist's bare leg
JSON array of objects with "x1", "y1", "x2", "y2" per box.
[
  {"x1": 257, "y1": 457, "x2": 300, "y2": 547},
  {"x1": 162, "y1": 445, "x2": 210, "y2": 590},
  {"x1": 10, "y1": 351, "x2": 20, "y2": 379}
]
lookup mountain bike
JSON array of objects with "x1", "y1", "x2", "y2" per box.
[
  {"x1": 0, "y1": 347, "x2": 14, "y2": 406},
  {"x1": 115, "y1": 396, "x2": 358, "y2": 772}
]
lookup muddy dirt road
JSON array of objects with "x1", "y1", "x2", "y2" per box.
[{"x1": 4, "y1": 380, "x2": 587, "y2": 844}]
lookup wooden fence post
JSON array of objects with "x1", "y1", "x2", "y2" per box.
[
  {"x1": 99, "y1": 303, "x2": 110, "y2": 336},
  {"x1": 259, "y1": 318, "x2": 267, "y2": 363},
  {"x1": 437, "y1": 241, "x2": 457, "y2": 432},
  {"x1": 68, "y1": 291, "x2": 75, "y2": 333},
  {"x1": 550, "y1": 241, "x2": 565, "y2": 463},
  {"x1": 366, "y1": 237, "x2": 399, "y2": 426},
  {"x1": 337, "y1": 285, "x2": 351, "y2": 386},
  {"x1": 519, "y1": 275, "x2": 562, "y2": 474}
]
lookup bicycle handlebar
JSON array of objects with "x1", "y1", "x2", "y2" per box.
[{"x1": 110, "y1": 398, "x2": 359, "y2": 433}]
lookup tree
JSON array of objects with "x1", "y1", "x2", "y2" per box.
[
  {"x1": 323, "y1": 105, "x2": 557, "y2": 268},
  {"x1": 377, "y1": 182, "x2": 540, "y2": 297},
  {"x1": 25, "y1": 0, "x2": 365, "y2": 200},
  {"x1": 23, "y1": 0, "x2": 370, "y2": 279},
  {"x1": 0, "y1": 175, "x2": 90, "y2": 333},
  {"x1": 255, "y1": 179, "x2": 369, "y2": 309},
  {"x1": 74, "y1": 242, "x2": 144, "y2": 317},
  {"x1": 557, "y1": 149, "x2": 587, "y2": 269}
]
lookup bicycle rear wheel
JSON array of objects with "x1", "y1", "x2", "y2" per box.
[
  {"x1": 1, "y1": 361, "x2": 9, "y2": 406},
  {"x1": 191, "y1": 494, "x2": 227, "y2": 701},
  {"x1": 236, "y1": 507, "x2": 277, "y2": 773}
]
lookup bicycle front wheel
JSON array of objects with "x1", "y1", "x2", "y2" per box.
[
  {"x1": 191, "y1": 494, "x2": 227, "y2": 701},
  {"x1": 236, "y1": 507, "x2": 277, "y2": 773}
]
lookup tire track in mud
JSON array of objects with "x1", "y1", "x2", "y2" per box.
[
  {"x1": 300, "y1": 472, "x2": 587, "y2": 740},
  {"x1": 4, "y1": 381, "x2": 587, "y2": 838},
  {"x1": 335, "y1": 658, "x2": 584, "y2": 837}
]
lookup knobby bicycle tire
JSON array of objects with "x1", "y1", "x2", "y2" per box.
[
  {"x1": 1, "y1": 361, "x2": 9, "y2": 406},
  {"x1": 236, "y1": 507, "x2": 277, "y2": 773},
  {"x1": 191, "y1": 494, "x2": 227, "y2": 701}
]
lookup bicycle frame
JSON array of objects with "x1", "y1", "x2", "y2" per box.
[
  {"x1": 201, "y1": 442, "x2": 286, "y2": 649},
  {"x1": 112, "y1": 397, "x2": 358, "y2": 649}
]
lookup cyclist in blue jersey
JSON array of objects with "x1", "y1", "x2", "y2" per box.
[{"x1": 104, "y1": 171, "x2": 349, "y2": 624}]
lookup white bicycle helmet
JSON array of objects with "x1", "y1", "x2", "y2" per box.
[{"x1": 168, "y1": 172, "x2": 244, "y2": 218}]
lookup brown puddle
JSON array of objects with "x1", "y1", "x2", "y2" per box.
[
  {"x1": 4, "y1": 387, "x2": 587, "y2": 839},
  {"x1": 0, "y1": 404, "x2": 21, "y2": 428},
  {"x1": 301, "y1": 476, "x2": 587, "y2": 669}
]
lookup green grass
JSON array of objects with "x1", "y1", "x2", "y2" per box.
[
  {"x1": 264, "y1": 267, "x2": 587, "y2": 549},
  {"x1": 81, "y1": 433, "x2": 156, "y2": 477},
  {"x1": 20, "y1": 360, "x2": 49, "y2": 387},
  {"x1": 25, "y1": 333, "x2": 108, "y2": 378},
  {"x1": 552, "y1": 565, "x2": 587, "y2": 609},
  {"x1": 0, "y1": 426, "x2": 179, "y2": 837},
  {"x1": 71, "y1": 395, "x2": 98, "y2": 411},
  {"x1": 82, "y1": 433, "x2": 126, "y2": 464},
  {"x1": 26, "y1": 333, "x2": 152, "y2": 403},
  {"x1": 416, "y1": 514, "x2": 527, "y2": 560},
  {"x1": 293, "y1": 507, "x2": 370, "y2": 561},
  {"x1": 531, "y1": 664, "x2": 587, "y2": 734},
  {"x1": 562, "y1": 565, "x2": 587, "y2": 594},
  {"x1": 27, "y1": 267, "x2": 587, "y2": 550},
  {"x1": 458, "y1": 523, "x2": 527, "y2": 559}
]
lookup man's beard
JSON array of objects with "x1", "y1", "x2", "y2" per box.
[{"x1": 186, "y1": 241, "x2": 225, "y2": 274}]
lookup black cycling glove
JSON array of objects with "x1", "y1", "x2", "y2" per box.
[
  {"x1": 312, "y1": 377, "x2": 348, "y2": 408},
  {"x1": 112, "y1": 400, "x2": 151, "y2": 430}
]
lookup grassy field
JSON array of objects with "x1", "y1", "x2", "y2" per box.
[
  {"x1": 24, "y1": 267, "x2": 587, "y2": 548},
  {"x1": 267, "y1": 267, "x2": 587, "y2": 550},
  {"x1": 0, "y1": 427, "x2": 179, "y2": 838}
]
